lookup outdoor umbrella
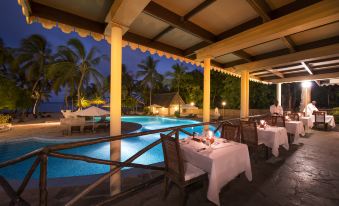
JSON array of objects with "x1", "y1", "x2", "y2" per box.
[{"x1": 74, "y1": 106, "x2": 110, "y2": 131}]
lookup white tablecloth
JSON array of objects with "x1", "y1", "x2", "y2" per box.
[
  {"x1": 285, "y1": 121, "x2": 305, "y2": 144},
  {"x1": 180, "y1": 138, "x2": 252, "y2": 206},
  {"x1": 300, "y1": 116, "x2": 313, "y2": 129},
  {"x1": 257, "y1": 126, "x2": 289, "y2": 157},
  {"x1": 311, "y1": 115, "x2": 336, "y2": 128}
]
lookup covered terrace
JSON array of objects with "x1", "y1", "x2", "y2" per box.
[{"x1": 3, "y1": 0, "x2": 339, "y2": 205}]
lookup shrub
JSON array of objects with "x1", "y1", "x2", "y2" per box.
[
  {"x1": 329, "y1": 107, "x2": 339, "y2": 122},
  {"x1": 143, "y1": 107, "x2": 150, "y2": 115},
  {"x1": 0, "y1": 114, "x2": 11, "y2": 124},
  {"x1": 174, "y1": 111, "x2": 180, "y2": 118}
]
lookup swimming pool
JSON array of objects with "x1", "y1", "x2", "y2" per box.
[{"x1": 0, "y1": 116, "x2": 218, "y2": 179}]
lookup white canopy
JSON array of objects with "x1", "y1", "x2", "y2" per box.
[
  {"x1": 181, "y1": 104, "x2": 198, "y2": 110},
  {"x1": 74, "y1": 106, "x2": 110, "y2": 117}
]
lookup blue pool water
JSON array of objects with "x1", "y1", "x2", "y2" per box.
[{"x1": 0, "y1": 116, "x2": 218, "y2": 179}]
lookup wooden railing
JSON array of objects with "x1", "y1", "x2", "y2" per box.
[{"x1": 0, "y1": 119, "x2": 240, "y2": 206}]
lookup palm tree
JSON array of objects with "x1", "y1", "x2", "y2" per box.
[
  {"x1": 165, "y1": 63, "x2": 188, "y2": 94},
  {"x1": 137, "y1": 56, "x2": 162, "y2": 106},
  {"x1": 17, "y1": 34, "x2": 53, "y2": 116},
  {"x1": 50, "y1": 38, "x2": 106, "y2": 109},
  {"x1": 47, "y1": 47, "x2": 80, "y2": 109}
]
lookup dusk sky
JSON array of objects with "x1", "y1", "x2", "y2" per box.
[{"x1": 0, "y1": 0, "x2": 202, "y2": 101}]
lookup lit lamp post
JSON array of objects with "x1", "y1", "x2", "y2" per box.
[
  {"x1": 222, "y1": 101, "x2": 226, "y2": 119},
  {"x1": 190, "y1": 102, "x2": 195, "y2": 116}
]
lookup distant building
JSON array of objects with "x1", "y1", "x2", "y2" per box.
[{"x1": 149, "y1": 92, "x2": 185, "y2": 116}]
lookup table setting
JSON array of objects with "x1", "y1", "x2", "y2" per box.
[
  {"x1": 284, "y1": 116, "x2": 305, "y2": 144},
  {"x1": 256, "y1": 120, "x2": 289, "y2": 157},
  {"x1": 179, "y1": 130, "x2": 252, "y2": 206}
]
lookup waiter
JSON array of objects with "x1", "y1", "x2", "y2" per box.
[
  {"x1": 270, "y1": 100, "x2": 283, "y2": 116},
  {"x1": 304, "y1": 100, "x2": 319, "y2": 116}
]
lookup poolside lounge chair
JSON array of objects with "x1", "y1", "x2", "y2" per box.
[{"x1": 160, "y1": 133, "x2": 208, "y2": 206}]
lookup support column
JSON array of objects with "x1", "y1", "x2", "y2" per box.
[
  {"x1": 110, "y1": 25, "x2": 122, "y2": 195},
  {"x1": 203, "y1": 58, "x2": 211, "y2": 126},
  {"x1": 276, "y1": 83, "x2": 282, "y2": 105},
  {"x1": 240, "y1": 70, "x2": 250, "y2": 118},
  {"x1": 300, "y1": 83, "x2": 312, "y2": 111}
]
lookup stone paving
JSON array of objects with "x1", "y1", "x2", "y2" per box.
[{"x1": 1, "y1": 127, "x2": 338, "y2": 206}]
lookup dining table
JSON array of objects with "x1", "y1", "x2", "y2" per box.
[
  {"x1": 285, "y1": 120, "x2": 305, "y2": 143},
  {"x1": 311, "y1": 114, "x2": 336, "y2": 128},
  {"x1": 300, "y1": 116, "x2": 313, "y2": 131},
  {"x1": 180, "y1": 137, "x2": 252, "y2": 206},
  {"x1": 257, "y1": 126, "x2": 289, "y2": 157}
]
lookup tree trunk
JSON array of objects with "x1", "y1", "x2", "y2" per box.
[
  {"x1": 77, "y1": 73, "x2": 85, "y2": 110},
  {"x1": 65, "y1": 95, "x2": 69, "y2": 110},
  {"x1": 32, "y1": 97, "x2": 39, "y2": 117}
]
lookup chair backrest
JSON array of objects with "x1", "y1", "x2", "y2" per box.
[
  {"x1": 314, "y1": 111, "x2": 326, "y2": 123},
  {"x1": 240, "y1": 120, "x2": 258, "y2": 146},
  {"x1": 160, "y1": 133, "x2": 185, "y2": 183},
  {"x1": 272, "y1": 115, "x2": 285, "y2": 127},
  {"x1": 220, "y1": 121, "x2": 240, "y2": 143},
  {"x1": 288, "y1": 113, "x2": 299, "y2": 121}
]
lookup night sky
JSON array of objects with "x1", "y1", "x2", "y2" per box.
[{"x1": 0, "y1": 0, "x2": 202, "y2": 101}]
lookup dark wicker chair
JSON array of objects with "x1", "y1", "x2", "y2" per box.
[
  {"x1": 220, "y1": 121, "x2": 240, "y2": 143},
  {"x1": 160, "y1": 133, "x2": 208, "y2": 206},
  {"x1": 287, "y1": 113, "x2": 300, "y2": 121},
  {"x1": 314, "y1": 111, "x2": 328, "y2": 130},
  {"x1": 240, "y1": 120, "x2": 268, "y2": 161},
  {"x1": 272, "y1": 115, "x2": 285, "y2": 127}
]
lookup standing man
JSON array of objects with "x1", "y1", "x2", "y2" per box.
[
  {"x1": 270, "y1": 100, "x2": 283, "y2": 116},
  {"x1": 304, "y1": 100, "x2": 319, "y2": 116}
]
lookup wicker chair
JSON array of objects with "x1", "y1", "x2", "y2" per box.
[
  {"x1": 160, "y1": 133, "x2": 208, "y2": 205},
  {"x1": 272, "y1": 115, "x2": 285, "y2": 127},
  {"x1": 240, "y1": 121, "x2": 268, "y2": 161},
  {"x1": 287, "y1": 113, "x2": 300, "y2": 121},
  {"x1": 314, "y1": 111, "x2": 328, "y2": 130},
  {"x1": 220, "y1": 121, "x2": 240, "y2": 143}
]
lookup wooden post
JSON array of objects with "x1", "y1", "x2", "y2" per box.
[{"x1": 39, "y1": 154, "x2": 48, "y2": 206}]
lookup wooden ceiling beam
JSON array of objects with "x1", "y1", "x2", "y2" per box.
[
  {"x1": 143, "y1": 1, "x2": 215, "y2": 43},
  {"x1": 246, "y1": 0, "x2": 271, "y2": 22},
  {"x1": 104, "y1": 0, "x2": 151, "y2": 34},
  {"x1": 183, "y1": 0, "x2": 216, "y2": 21},
  {"x1": 30, "y1": 2, "x2": 107, "y2": 34},
  {"x1": 123, "y1": 32, "x2": 184, "y2": 56},
  {"x1": 233, "y1": 50, "x2": 252, "y2": 62},
  {"x1": 301, "y1": 61, "x2": 314, "y2": 75},
  {"x1": 280, "y1": 36, "x2": 296, "y2": 53},
  {"x1": 266, "y1": 68, "x2": 284, "y2": 78},
  {"x1": 196, "y1": 0, "x2": 339, "y2": 60},
  {"x1": 230, "y1": 43, "x2": 339, "y2": 73},
  {"x1": 151, "y1": 26, "x2": 174, "y2": 41},
  {"x1": 185, "y1": 0, "x2": 319, "y2": 57},
  {"x1": 265, "y1": 68, "x2": 339, "y2": 83}
]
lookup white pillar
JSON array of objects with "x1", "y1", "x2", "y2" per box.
[
  {"x1": 276, "y1": 83, "x2": 282, "y2": 105},
  {"x1": 203, "y1": 58, "x2": 211, "y2": 127},
  {"x1": 110, "y1": 26, "x2": 122, "y2": 195},
  {"x1": 240, "y1": 70, "x2": 249, "y2": 118}
]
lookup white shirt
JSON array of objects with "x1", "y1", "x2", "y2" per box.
[
  {"x1": 270, "y1": 105, "x2": 283, "y2": 115},
  {"x1": 303, "y1": 103, "x2": 318, "y2": 116}
]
